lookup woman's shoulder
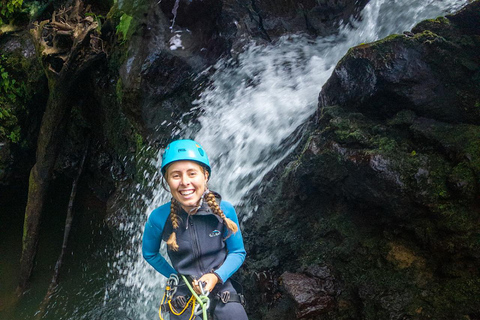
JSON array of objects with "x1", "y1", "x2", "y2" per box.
[
  {"x1": 219, "y1": 200, "x2": 236, "y2": 216},
  {"x1": 148, "y1": 202, "x2": 172, "y2": 225}
]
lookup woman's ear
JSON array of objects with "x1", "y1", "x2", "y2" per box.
[
  {"x1": 205, "y1": 171, "x2": 209, "y2": 182},
  {"x1": 161, "y1": 177, "x2": 170, "y2": 192}
]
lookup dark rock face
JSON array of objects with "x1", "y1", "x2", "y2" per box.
[
  {"x1": 320, "y1": 7, "x2": 480, "y2": 124},
  {"x1": 281, "y1": 269, "x2": 337, "y2": 318},
  {"x1": 223, "y1": 0, "x2": 369, "y2": 42},
  {"x1": 242, "y1": 2, "x2": 480, "y2": 319}
]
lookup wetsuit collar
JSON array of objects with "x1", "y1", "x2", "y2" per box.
[{"x1": 184, "y1": 190, "x2": 223, "y2": 227}]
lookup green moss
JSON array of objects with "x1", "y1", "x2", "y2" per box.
[
  {"x1": 424, "y1": 16, "x2": 450, "y2": 25},
  {"x1": 425, "y1": 278, "x2": 480, "y2": 318},
  {"x1": 415, "y1": 122, "x2": 480, "y2": 174},
  {"x1": 115, "y1": 78, "x2": 123, "y2": 102},
  {"x1": 388, "y1": 110, "x2": 417, "y2": 126},
  {"x1": 134, "y1": 132, "x2": 143, "y2": 151}
]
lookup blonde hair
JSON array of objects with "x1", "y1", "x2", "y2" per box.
[{"x1": 167, "y1": 192, "x2": 238, "y2": 251}]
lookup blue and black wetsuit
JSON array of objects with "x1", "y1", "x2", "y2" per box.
[{"x1": 142, "y1": 194, "x2": 248, "y2": 319}]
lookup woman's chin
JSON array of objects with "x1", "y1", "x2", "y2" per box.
[{"x1": 180, "y1": 202, "x2": 199, "y2": 212}]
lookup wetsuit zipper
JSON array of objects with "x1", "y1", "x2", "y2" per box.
[{"x1": 189, "y1": 217, "x2": 206, "y2": 274}]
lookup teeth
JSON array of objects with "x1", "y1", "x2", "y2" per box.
[{"x1": 180, "y1": 190, "x2": 195, "y2": 196}]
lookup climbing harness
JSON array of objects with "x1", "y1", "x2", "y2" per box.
[
  {"x1": 159, "y1": 274, "x2": 196, "y2": 320},
  {"x1": 158, "y1": 274, "x2": 245, "y2": 319},
  {"x1": 158, "y1": 274, "x2": 211, "y2": 320}
]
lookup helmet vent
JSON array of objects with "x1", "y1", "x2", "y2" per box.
[{"x1": 178, "y1": 148, "x2": 186, "y2": 152}]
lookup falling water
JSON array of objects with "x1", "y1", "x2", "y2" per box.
[{"x1": 85, "y1": 0, "x2": 468, "y2": 319}]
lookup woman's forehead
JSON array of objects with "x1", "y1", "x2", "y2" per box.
[{"x1": 166, "y1": 160, "x2": 203, "y2": 172}]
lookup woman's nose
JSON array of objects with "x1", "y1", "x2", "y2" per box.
[{"x1": 180, "y1": 174, "x2": 191, "y2": 185}]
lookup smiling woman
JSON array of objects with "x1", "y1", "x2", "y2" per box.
[
  {"x1": 166, "y1": 161, "x2": 209, "y2": 212},
  {"x1": 142, "y1": 139, "x2": 248, "y2": 320}
]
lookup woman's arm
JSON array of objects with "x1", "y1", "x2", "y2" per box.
[
  {"x1": 142, "y1": 205, "x2": 177, "y2": 278},
  {"x1": 214, "y1": 201, "x2": 247, "y2": 283}
]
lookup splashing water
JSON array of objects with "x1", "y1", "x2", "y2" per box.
[
  {"x1": 180, "y1": 0, "x2": 468, "y2": 206},
  {"x1": 104, "y1": 1, "x2": 467, "y2": 319},
  {"x1": 170, "y1": 0, "x2": 181, "y2": 29}
]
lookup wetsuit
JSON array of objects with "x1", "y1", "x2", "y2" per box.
[{"x1": 142, "y1": 195, "x2": 248, "y2": 319}]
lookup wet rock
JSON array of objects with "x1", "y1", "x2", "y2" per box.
[
  {"x1": 320, "y1": 1, "x2": 480, "y2": 125},
  {"x1": 225, "y1": 0, "x2": 369, "y2": 41},
  {"x1": 281, "y1": 272, "x2": 336, "y2": 319},
  {"x1": 114, "y1": 0, "x2": 237, "y2": 139}
]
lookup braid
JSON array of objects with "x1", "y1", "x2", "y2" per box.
[
  {"x1": 166, "y1": 198, "x2": 180, "y2": 251},
  {"x1": 206, "y1": 192, "x2": 238, "y2": 236}
]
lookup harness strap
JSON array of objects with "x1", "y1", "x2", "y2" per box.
[
  {"x1": 209, "y1": 290, "x2": 246, "y2": 316},
  {"x1": 214, "y1": 291, "x2": 245, "y2": 305},
  {"x1": 162, "y1": 291, "x2": 245, "y2": 312}
]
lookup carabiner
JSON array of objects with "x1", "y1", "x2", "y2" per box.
[
  {"x1": 166, "y1": 274, "x2": 179, "y2": 298},
  {"x1": 193, "y1": 281, "x2": 210, "y2": 316},
  {"x1": 193, "y1": 295, "x2": 210, "y2": 316}
]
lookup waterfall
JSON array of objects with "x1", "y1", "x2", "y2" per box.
[{"x1": 99, "y1": 1, "x2": 467, "y2": 319}]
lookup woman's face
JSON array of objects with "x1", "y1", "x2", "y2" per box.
[{"x1": 165, "y1": 160, "x2": 209, "y2": 212}]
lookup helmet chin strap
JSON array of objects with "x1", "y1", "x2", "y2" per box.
[{"x1": 187, "y1": 189, "x2": 210, "y2": 215}]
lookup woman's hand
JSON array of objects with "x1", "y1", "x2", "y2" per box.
[{"x1": 193, "y1": 273, "x2": 218, "y2": 294}]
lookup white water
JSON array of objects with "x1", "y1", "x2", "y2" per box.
[{"x1": 100, "y1": 1, "x2": 468, "y2": 319}]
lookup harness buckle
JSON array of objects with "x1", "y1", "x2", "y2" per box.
[
  {"x1": 174, "y1": 295, "x2": 187, "y2": 309},
  {"x1": 239, "y1": 293, "x2": 246, "y2": 306},
  {"x1": 220, "y1": 291, "x2": 230, "y2": 304}
]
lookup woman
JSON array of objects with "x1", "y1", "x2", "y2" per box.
[{"x1": 142, "y1": 139, "x2": 248, "y2": 320}]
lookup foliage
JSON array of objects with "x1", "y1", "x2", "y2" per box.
[
  {"x1": 116, "y1": 13, "x2": 132, "y2": 42},
  {"x1": 0, "y1": 0, "x2": 24, "y2": 26},
  {"x1": 0, "y1": 55, "x2": 26, "y2": 143}
]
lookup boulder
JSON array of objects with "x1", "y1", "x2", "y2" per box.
[
  {"x1": 319, "y1": 3, "x2": 480, "y2": 124},
  {"x1": 281, "y1": 272, "x2": 336, "y2": 319}
]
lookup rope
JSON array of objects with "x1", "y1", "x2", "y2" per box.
[
  {"x1": 157, "y1": 274, "x2": 210, "y2": 320},
  {"x1": 181, "y1": 275, "x2": 210, "y2": 320}
]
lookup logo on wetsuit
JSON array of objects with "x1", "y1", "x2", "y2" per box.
[{"x1": 209, "y1": 230, "x2": 221, "y2": 237}]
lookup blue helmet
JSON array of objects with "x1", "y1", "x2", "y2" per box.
[{"x1": 161, "y1": 139, "x2": 211, "y2": 176}]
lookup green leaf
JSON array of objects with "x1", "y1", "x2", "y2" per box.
[{"x1": 116, "y1": 13, "x2": 133, "y2": 42}]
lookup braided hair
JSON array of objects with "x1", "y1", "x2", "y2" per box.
[
  {"x1": 167, "y1": 192, "x2": 238, "y2": 251},
  {"x1": 166, "y1": 198, "x2": 181, "y2": 251},
  {"x1": 205, "y1": 192, "x2": 238, "y2": 235}
]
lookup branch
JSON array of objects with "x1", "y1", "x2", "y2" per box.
[
  {"x1": 35, "y1": 140, "x2": 89, "y2": 319},
  {"x1": 51, "y1": 21, "x2": 74, "y2": 31}
]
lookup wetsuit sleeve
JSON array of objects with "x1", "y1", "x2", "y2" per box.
[
  {"x1": 142, "y1": 206, "x2": 177, "y2": 278},
  {"x1": 215, "y1": 202, "x2": 246, "y2": 283}
]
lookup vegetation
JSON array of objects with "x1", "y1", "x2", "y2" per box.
[
  {"x1": 0, "y1": 0, "x2": 24, "y2": 27},
  {"x1": 0, "y1": 55, "x2": 27, "y2": 143},
  {"x1": 115, "y1": 13, "x2": 132, "y2": 42}
]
